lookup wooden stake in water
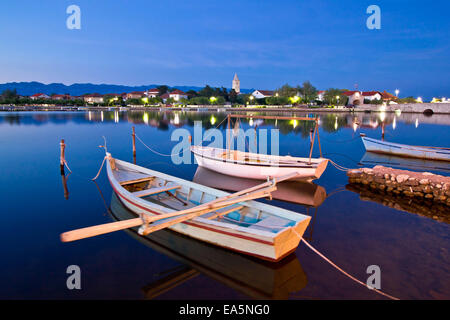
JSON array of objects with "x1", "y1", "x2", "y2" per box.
[
  {"x1": 60, "y1": 139, "x2": 66, "y2": 175},
  {"x1": 61, "y1": 173, "x2": 69, "y2": 200},
  {"x1": 132, "y1": 126, "x2": 136, "y2": 164}
]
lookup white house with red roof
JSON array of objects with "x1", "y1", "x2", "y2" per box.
[
  {"x1": 30, "y1": 93, "x2": 50, "y2": 100},
  {"x1": 342, "y1": 91, "x2": 364, "y2": 105},
  {"x1": 145, "y1": 88, "x2": 159, "y2": 97},
  {"x1": 169, "y1": 89, "x2": 188, "y2": 101},
  {"x1": 316, "y1": 90, "x2": 326, "y2": 101},
  {"x1": 362, "y1": 91, "x2": 382, "y2": 101},
  {"x1": 251, "y1": 90, "x2": 274, "y2": 99}
]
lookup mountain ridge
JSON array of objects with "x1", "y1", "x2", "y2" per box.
[{"x1": 0, "y1": 82, "x2": 254, "y2": 96}]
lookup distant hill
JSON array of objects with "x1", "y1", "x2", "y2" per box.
[{"x1": 0, "y1": 82, "x2": 254, "y2": 96}]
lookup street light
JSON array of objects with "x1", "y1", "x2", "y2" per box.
[
  {"x1": 210, "y1": 96, "x2": 217, "y2": 104},
  {"x1": 336, "y1": 95, "x2": 340, "y2": 105},
  {"x1": 395, "y1": 89, "x2": 399, "y2": 97}
]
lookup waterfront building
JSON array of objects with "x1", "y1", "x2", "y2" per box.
[
  {"x1": 251, "y1": 90, "x2": 274, "y2": 99},
  {"x1": 51, "y1": 94, "x2": 73, "y2": 100},
  {"x1": 169, "y1": 89, "x2": 188, "y2": 101},
  {"x1": 126, "y1": 91, "x2": 146, "y2": 100},
  {"x1": 145, "y1": 88, "x2": 159, "y2": 97},
  {"x1": 30, "y1": 93, "x2": 50, "y2": 100},
  {"x1": 362, "y1": 91, "x2": 383, "y2": 101},
  {"x1": 342, "y1": 91, "x2": 363, "y2": 105},
  {"x1": 316, "y1": 90, "x2": 325, "y2": 101},
  {"x1": 83, "y1": 93, "x2": 104, "y2": 104}
]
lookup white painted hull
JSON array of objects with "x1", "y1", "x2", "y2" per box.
[
  {"x1": 361, "y1": 137, "x2": 450, "y2": 162},
  {"x1": 107, "y1": 158, "x2": 311, "y2": 262},
  {"x1": 191, "y1": 146, "x2": 329, "y2": 181}
]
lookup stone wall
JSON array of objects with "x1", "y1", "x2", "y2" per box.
[
  {"x1": 347, "y1": 166, "x2": 450, "y2": 206},
  {"x1": 364, "y1": 103, "x2": 450, "y2": 114}
]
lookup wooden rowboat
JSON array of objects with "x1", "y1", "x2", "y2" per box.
[
  {"x1": 361, "y1": 135, "x2": 450, "y2": 162},
  {"x1": 109, "y1": 193, "x2": 308, "y2": 299},
  {"x1": 191, "y1": 146, "x2": 329, "y2": 181},
  {"x1": 103, "y1": 154, "x2": 311, "y2": 262}
]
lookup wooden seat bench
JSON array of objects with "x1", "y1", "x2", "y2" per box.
[{"x1": 133, "y1": 185, "x2": 181, "y2": 198}]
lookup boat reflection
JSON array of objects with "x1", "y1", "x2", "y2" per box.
[
  {"x1": 109, "y1": 193, "x2": 308, "y2": 299},
  {"x1": 360, "y1": 152, "x2": 450, "y2": 173},
  {"x1": 346, "y1": 184, "x2": 449, "y2": 224},
  {"x1": 193, "y1": 167, "x2": 327, "y2": 207}
]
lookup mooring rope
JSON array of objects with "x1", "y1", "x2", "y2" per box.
[
  {"x1": 135, "y1": 115, "x2": 229, "y2": 157},
  {"x1": 91, "y1": 156, "x2": 107, "y2": 181},
  {"x1": 289, "y1": 227, "x2": 400, "y2": 300},
  {"x1": 63, "y1": 160, "x2": 72, "y2": 173},
  {"x1": 328, "y1": 159, "x2": 353, "y2": 172}
]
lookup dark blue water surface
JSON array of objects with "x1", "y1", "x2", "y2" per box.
[{"x1": 0, "y1": 110, "x2": 449, "y2": 300}]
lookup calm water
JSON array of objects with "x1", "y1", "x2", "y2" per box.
[{"x1": 0, "y1": 110, "x2": 449, "y2": 300}]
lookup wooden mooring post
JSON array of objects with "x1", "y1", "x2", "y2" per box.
[
  {"x1": 60, "y1": 139, "x2": 66, "y2": 175},
  {"x1": 61, "y1": 173, "x2": 69, "y2": 200},
  {"x1": 132, "y1": 126, "x2": 136, "y2": 164}
]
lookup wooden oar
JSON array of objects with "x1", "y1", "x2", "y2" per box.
[
  {"x1": 60, "y1": 182, "x2": 277, "y2": 243},
  {"x1": 140, "y1": 191, "x2": 272, "y2": 236}
]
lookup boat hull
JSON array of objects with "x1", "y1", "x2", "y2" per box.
[
  {"x1": 361, "y1": 137, "x2": 450, "y2": 162},
  {"x1": 191, "y1": 146, "x2": 328, "y2": 181},
  {"x1": 107, "y1": 158, "x2": 311, "y2": 262}
]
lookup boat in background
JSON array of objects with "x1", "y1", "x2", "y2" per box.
[
  {"x1": 191, "y1": 146, "x2": 329, "y2": 181},
  {"x1": 193, "y1": 167, "x2": 327, "y2": 207},
  {"x1": 361, "y1": 135, "x2": 450, "y2": 162},
  {"x1": 191, "y1": 114, "x2": 329, "y2": 181},
  {"x1": 109, "y1": 193, "x2": 308, "y2": 299}
]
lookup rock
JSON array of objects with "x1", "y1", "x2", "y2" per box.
[
  {"x1": 423, "y1": 172, "x2": 434, "y2": 176},
  {"x1": 425, "y1": 194, "x2": 434, "y2": 199},
  {"x1": 396, "y1": 174, "x2": 409, "y2": 183},
  {"x1": 419, "y1": 179, "x2": 430, "y2": 185},
  {"x1": 362, "y1": 168, "x2": 373, "y2": 174},
  {"x1": 405, "y1": 178, "x2": 419, "y2": 186},
  {"x1": 384, "y1": 174, "x2": 390, "y2": 179}
]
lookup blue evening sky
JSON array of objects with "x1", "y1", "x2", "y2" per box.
[{"x1": 0, "y1": 0, "x2": 449, "y2": 98}]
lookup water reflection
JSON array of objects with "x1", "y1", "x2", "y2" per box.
[
  {"x1": 109, "y1": 193, "x2": 308, "y2": 299},
  {"x1": 1, "y1": 111, "x2": 449, "y2": 134},
  {"x1": 346, "y1": 184, "x2": 450, "y2": 224},
  {"x1": 360, "y1": 152, "x2": 450, "y2": 173},
  {"x1": 193, "y1": 167, "x2": 327, "y2": 208}
]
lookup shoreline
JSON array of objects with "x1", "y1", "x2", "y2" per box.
[{"x1": 1, "y1": 103, "x2": 449, "y2": 114}]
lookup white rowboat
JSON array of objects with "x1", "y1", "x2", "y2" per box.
[
  {"x1": 191, "y1": 146, "x2": 329, "y2": 181},
  {"x1": 361, "y1": 136, "x2": 450, "y2": 162},
  {"x1": 106, "y1": 155, "x2": 311, "y2": 262}
]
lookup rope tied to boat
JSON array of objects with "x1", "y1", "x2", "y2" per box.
[
  {"x1": 328, "y1": 159, "x2": 353, "y2": 172},
  {"x1": 290, "y1": 229, "x2": 400, "y2": 300},
  {"x1": 134, "y1": 115, "x2": 229, "y2": 157}
]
